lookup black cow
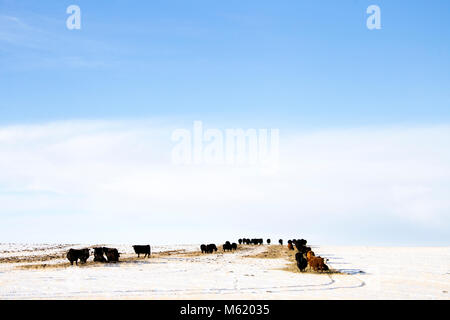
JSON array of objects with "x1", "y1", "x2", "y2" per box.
[
  {"x1": 238, "y1": 239, "x2": 243, "y2": 245},
  {"x1": 295, "y1": 252, "x2": 308, "y2": 272},
  {"x1": 206, "y1": 244, "x2": 217, "y2": 253},
  {"x1": 231, "y1": 243, "x2": 237, "y2": 250},
  {"x1": 67, "y1": 248, "x2": 90, "y2": 265},
  {"x1": 223, "y1": 241, "x2": 232, "y2": 251},
  {"x1": 133, "y1": 245, "x2": 151, "y2": 258},
  {"x1": 103, "y1": 247, "x2": 120, "y2": 262},
  {"x1": 200, "y1": 244, "x2": 207, "y2": 253},
  {"x1": 267, "y1": 239, "x2": 271, "y2": 245},
  {"x1": 279, "y1": 239, "x2": 283, "y2": 245},
  {"x1": 293, "y1": 239, "x2": 307, "y2": 247},
  {"x1": 250, "y1": 238, "x2": 263, "y2": 245},
  {"x1": 79, "y1": 249, "x2": 89, "y2": 263},
  {"x1": 93, "y1": 247, "x2": 107, "y2": 262},
  {"x1": 297, "y1": 245, "x2": 312, "y2": 254}
]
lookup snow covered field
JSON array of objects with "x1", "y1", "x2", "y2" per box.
[{"x1": 0, "y1": 244, "x2": 448, "y2": 299}]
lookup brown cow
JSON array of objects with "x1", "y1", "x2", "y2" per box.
[
  {"x1": 307, "y1": 256, "x2": 329, "y2": 272},
  {"x1": 306, "y1": 251, "x2": 315, "y2": 260},
  {"x1": 287, "y1": 243, "x2": 294, "y2": 250}
]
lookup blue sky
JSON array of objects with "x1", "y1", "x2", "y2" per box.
[
  {"x1": 1, "y1": 0, "x2": 449, "y2": 126},
  {"x1": 0, "y1": 1, "x2": 449, "y2": 245}
]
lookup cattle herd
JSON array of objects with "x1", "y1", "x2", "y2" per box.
[
  {"x1": 66, "y1": 238, "x2": 329, "y2": 272},
  {"x1": 200, "y1": 244, "x2": 218, "y2": 253},
  {"x1": 66, "y1": 245, "x2": 149, "y2": 265},
  {"x1": 287, "y1": 239, "x2": 329, "y2": 272},
  {"x1": 200, "y1": 238, "x2": 330, "y2": 272},
  {"x1": 238, "y1": 238, "x2": 264, "y2": 245}
]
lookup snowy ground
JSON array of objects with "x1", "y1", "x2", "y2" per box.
[{"x1": 0, "y1": 244, "x2": 448, "y2": 299}]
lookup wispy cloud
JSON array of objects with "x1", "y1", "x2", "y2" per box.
[
  {"x1": 0, "y1": 15, "x2": 25, "y2": 26},
  {"x1": 0, "y1": 14, "x2": 38, "y2": 46},
  {"x1": 0, "y1": 13, "x2": 117, "y2": 70}
]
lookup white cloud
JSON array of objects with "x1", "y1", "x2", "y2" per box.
[{"x1": 0, "y1": 120, "x2": 449, "y2": 244}]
